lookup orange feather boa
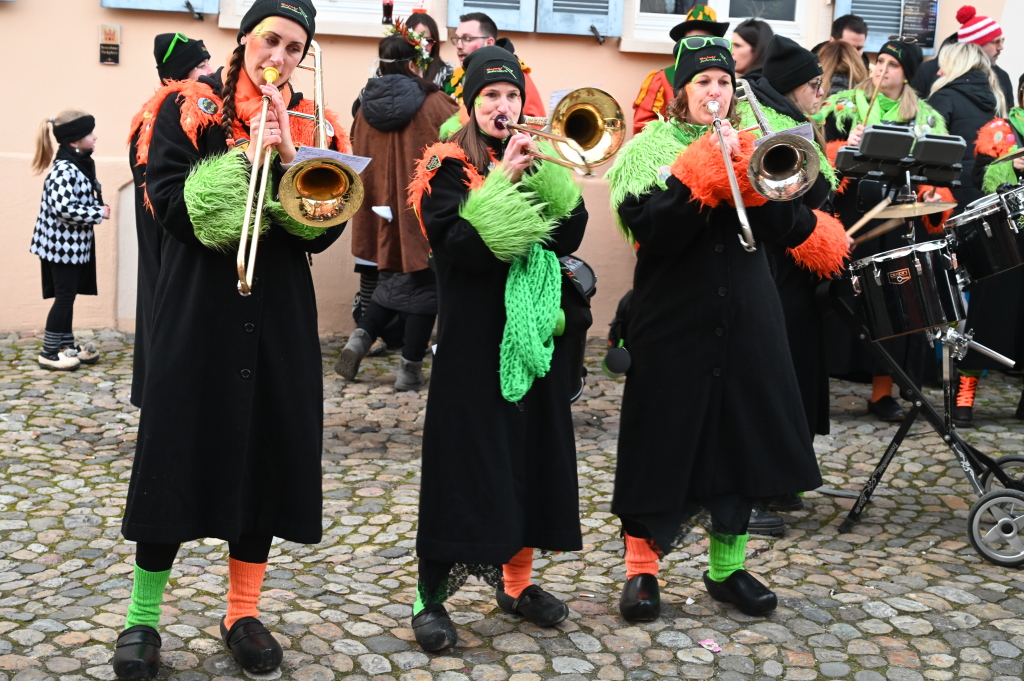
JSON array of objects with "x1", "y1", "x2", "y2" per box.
[
  {"x1": 787, "y1": 210, "x2": 848, "y2": 278},
  {"x1": 670, "y1": 130, "x2": 768, "y2": 208}
]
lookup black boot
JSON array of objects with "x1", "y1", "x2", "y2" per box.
[
  {"x1": 619, "y1": 574, "x2": 660, "y2": 621},
  {"x1": 496, "y1": 584, "x2": 568, "y2": 627},
  {"x1": 867, "y1": 395, "x2": 905, "y2": 421},
  {"x1": 220, "y1": 617, "x2": 283, "y2": 674},
  {"x1": 112, "y1": 625, "x2": 161, "y2": 680},
  {"x1": 412, "y1": 603, "x2": 458, "y2": 652},
  {"x1": 748, "y1": 505, "x2": 785, "y2": 537},
  {"x1": 703, "y1": 569, "x2": 778, "y2": 616},
  {"x1": 767, "y1": 493, "x2": 804, "y2": 512}
]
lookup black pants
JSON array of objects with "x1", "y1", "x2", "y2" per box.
[
  {"x1": 135, "y1": 534, "x2": 274, "y2": 572},
  {"x1": 359, "y1": 302, "x2": 435, "y2": 362},
  {"x1": 44, "y1": 260, "x2": 85, "y2": 334}
]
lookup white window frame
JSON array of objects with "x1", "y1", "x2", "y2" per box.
[
  {"x1": 622, "y1": 0, "x2": 811, "y2": 53},
  {"x1": 219, "y1": 0, "x2": 450, "y2": 40}
]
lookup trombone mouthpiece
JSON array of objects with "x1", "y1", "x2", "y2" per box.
[
  {"x1": 706, "y1": 100, "x2": 720, "y2": 113},
  {"x1": 495, "y1": 115, "x2": 509, "y2": 130},
  {"x1": 263, "y1": 67, "x2": 280, "y2": 84}
]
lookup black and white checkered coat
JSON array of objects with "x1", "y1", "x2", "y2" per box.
[{"x1": 29, "y1": 160, "x2": 104, "y2": 264}]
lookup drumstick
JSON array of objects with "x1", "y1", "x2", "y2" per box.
[
  {"x1": 853, "y1": 218, "x2": 905, "y2": 247},
  {"x1": 846, "y1": 197, "x2": 892, "y2": 236},
  {"x1": 862, "y1": 87, "x2": 881, "y2": 125}
]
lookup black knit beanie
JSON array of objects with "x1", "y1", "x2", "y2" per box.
[
  {"x1": 763, "y1": 35, "x2": 822, "y2": 95},
  {"x1": 672, "y1": 41, "x2": 735, "y2": 93},
  {"x1": 53, "y1": 115, "x2": 96, "y2": 145},
  {"x1": 154, "y1": 33, "x2": 211, "y2": 82},
  {"x1": 462, "y1": 46, "x2": 526, "y2": 114},
  {"x1": 879, "y1": 39, "x2": 923, "y2": 82},
  {"x1": 237, "y1": 0, "x2": 316, "y2": 57}
]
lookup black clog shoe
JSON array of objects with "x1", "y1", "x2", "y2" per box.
[
  {"x1": 411, "y1": 603, "x2": 458, "y2": 652},
  {"x1": 220, "y1": 616, "x2": 283, "y2": 673},
  {"x1": 703, "y1": 569, "x2": 778, "y2": 616},
  {"x1": 496, "y1": 583, "x2": 569, "y2": 627},
  {"x1": 867, "y1": 395, "x2": 905, "y2": 422},
  {"x1": 112, "y1": 624, "x2": 161, "y2": 680},
  {"x1": 619, "y1": 573, "x2": 661, "y2": 621}
]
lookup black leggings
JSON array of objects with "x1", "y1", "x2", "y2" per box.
[
  {"x1": 135, "y1": 534, "x2": 274, "y2": 572},
  {"x1": 44, "y1": 260, "x2": 84, "y2": 334},
  {"x1": 359, "y1": 302, "x2": 435, "y2": 362}
]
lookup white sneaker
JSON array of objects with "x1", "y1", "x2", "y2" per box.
[{"x1": 38, "y1": 349, "x2": 81, "y2": 371}]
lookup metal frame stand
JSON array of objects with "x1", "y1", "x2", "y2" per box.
[{"x1": 828, "y1": 296, "x2": 1019, "y2": 533}]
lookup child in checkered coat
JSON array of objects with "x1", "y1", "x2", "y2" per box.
[{"x1": 29, "y1": 110, "x2": 110, "y2": 370}]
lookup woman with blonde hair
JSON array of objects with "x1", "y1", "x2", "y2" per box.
[
  {"x1": 29, "y1": 110, "x2": 110, "y2": 371},
  {"x1": 817, "y1": 39, "x2": 868, "y2": 98}
]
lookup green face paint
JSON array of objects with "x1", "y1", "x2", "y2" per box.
[{"x1": 474, "y1": 96, "x2": 483, "y2": 109}]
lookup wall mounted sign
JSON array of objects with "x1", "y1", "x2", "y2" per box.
[{"x1": 100, "y1": 23, "x2": 121, "y2": 65}]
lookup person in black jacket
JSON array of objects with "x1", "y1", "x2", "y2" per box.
[{"x1": 128, "y1": 32, "x2": 214, "y2": 407}]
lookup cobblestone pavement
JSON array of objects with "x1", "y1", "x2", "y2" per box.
[{"x1": 3, "y1": 330, "x2": 1024, "y2": 681}]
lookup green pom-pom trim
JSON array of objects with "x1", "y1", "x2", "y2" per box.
[
  {"x1": 459, "y1": 169, "x2": 554, "y2": 262},
  {"x1": 184, "y1": 148, "x2": 266, "y2": 252},
  {"x1": 439, "y1": 112, "x2": 461, "y2": 141},
  {"x1": 520, "y1": 139, "x2": 582, "y2": 222},
  {"x1": 983, "y1": 147, "x2": 1020, "y2": 194},
  {"x1": 736, "y1": 100, "x2": 838, "y2": 191},
  {"x1": 264, "y1": 174, "x2": 327, "y2": 241},
  {"x1": 606, "y1": 119, "x2": 690, "y2": 244}
]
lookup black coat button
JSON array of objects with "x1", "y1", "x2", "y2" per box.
[
  {"x1": 244, "y1": 323, "x2": 255, "y2": 333},
  {"x1": 240, "y1": 369, "x2": 252, "y2": 379},
  {"x1": 715, "y1": 327, "x2": 725, "y2": 336},
  {"x1": 718, "y1": 287, "x2": 727, "y2": 296},
  {"x1": 712, "y1": 368, "x2": 722, "y2": 377},
  {"x1": 714, "y1": 244, "x2": 724, "y2": 253}
]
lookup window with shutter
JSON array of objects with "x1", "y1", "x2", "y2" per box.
[
  {"x1": 447, "y1": 0, "x2": 537, "y2": 33},
  {"x1": 101, "y1": 0, "x2": 220, "y2": 12},
  {"x1": 833, "y1": 0, "x2": 904, "y2": 53},
  {"x1": 536, "y1": 0, "x2": 624, "y2": 37},
  {"x1": 220, "y1": 0, "x2": 438, "y2": 39}
]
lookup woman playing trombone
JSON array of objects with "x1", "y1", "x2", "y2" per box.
[
  {"x1": 408, "y1": 45, "x2": 587, "y2": 651},
  {"x1": 605, "y1": 36, "x2": 823, "y2": 622},
  {"x1": 115, "y1": 1, "x2": 347, "y2": 679}
]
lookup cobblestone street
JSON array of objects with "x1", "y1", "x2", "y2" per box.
[{"x1": 2, "y1": 330, "x2": 1024, "y2": 681}]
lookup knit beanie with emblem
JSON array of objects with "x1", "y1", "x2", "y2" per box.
[
  {"x1": 238, "y1": 0, "x2": 317, "y2": 57},
  {"x1": 670, "y1": 4, "x2": 730, "y2": 42},
  {"x1": 672, "y1": 39, "x2": 735, "y2": 93},
  {"x1": 461, "y1": 46, "x2": 526, "y2": 114},
  {"x1": 154, "y1": 33, "x2": 211, "y2": 82},
  {"x1": 956, "y1": 5, "x2": 1002, "y2": 46},
  {"x1": 763, "y1": 35, "x2": 822, "y2": 95},
  {"x1": 879, "y1": 39, "x2": 923, "y2": 82}
]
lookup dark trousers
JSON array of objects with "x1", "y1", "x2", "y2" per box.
[
  {"x1": 44, "y1": 260, "x2": 85, "y2": 334},
  {"x1": 135, "y1": 534, "x2": 274, "y2": 572},
  {"x1": 359, "y1": 302, "x2": 435, "y2": 362}
]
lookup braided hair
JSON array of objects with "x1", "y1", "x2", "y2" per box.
[{"x1": 219, "y1": 45, "x2": 246, "y2": 142}]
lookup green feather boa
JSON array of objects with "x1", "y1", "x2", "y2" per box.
[
  {"x1": 460, "y1": 168, "x2": 555, "y2": 262},
  {"x1": 184, "y1": 148, "x2": 266, "y2": 252},
  {"x1": 520, "y1": 139, "x2": 583, "y2": 221},
  {"x1": 605, "y1": 119, "x2": 692, "y2": 244},
  {"x1": 983, "y1": 109, "x2": 1024, "y2": 194},
  {"x1": 816, "y1": 88, "x2": 947, "y2": 136},
  {"x1": 439, "y1": 112, "x2": 461, "y2": 141},
  {"x1": 736, "y1": 100, "x2": 838, "y2": 190}
]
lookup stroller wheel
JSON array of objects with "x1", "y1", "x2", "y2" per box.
[
  {"x1": 968, "y1": 489, "x2": 1024, "y2": 568},
  {"x1": 980, "y1": 454, "x2": 1024, "y2": 494}
]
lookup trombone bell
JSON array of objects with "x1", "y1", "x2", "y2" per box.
[
  {"x1": 749, "y1": 134, "x2": 821, "y2": 201},
  {"x1": 549, "y1": 87, "x2": 624, "y2": 170},
  {"x1": 279, "y1": 158, "x2": 364, "y2": 227}
]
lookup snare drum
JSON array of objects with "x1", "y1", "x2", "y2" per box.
[
  {"x1": 850, "y1": 240, "x2": 966, "y2": 341},
  {"x1": 946, "y1": 189, "x2": 1024, "y2": 281}
]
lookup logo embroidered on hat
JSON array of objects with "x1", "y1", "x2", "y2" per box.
[
  {"x1": 698, "y1": 54, "x2": 727, "y2": 66},
  {"x1": 486, "y1": 65, "x2": 517, "y2": 77},
  {"x1": 279, "y1": 2, "x2": 309, "y2": 25}
]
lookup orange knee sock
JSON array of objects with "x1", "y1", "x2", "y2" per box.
[
  {"x1": 225, "y1": 557, "x2": 267, "y2": 630},
  {"x1": 624, "y1": 533, "x2": 659, "y2": 579},
  {"x1": 502, "y1": 547, "x2": 534, "y2": 598},
  {"x1": 870, "y1": 375, "x2": 893, "y2": 403}
]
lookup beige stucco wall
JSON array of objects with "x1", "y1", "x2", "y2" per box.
[{"x1": 1, "y1": 0, "x2": 1012, "y2": 335}]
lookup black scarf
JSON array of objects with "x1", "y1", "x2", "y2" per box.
[{"x1": 56, "y1": 145, "x2": 103, "y2": 205}]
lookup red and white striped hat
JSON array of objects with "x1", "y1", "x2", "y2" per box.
[{"x1": 956, "y1": 5, "x2": 1003, "y2": 45}]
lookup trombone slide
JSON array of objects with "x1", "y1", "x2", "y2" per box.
[{"x1": 707, "y1": 101, "x2": 757, "y2": 252}]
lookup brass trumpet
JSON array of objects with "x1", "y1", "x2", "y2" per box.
[
  {"x1": 497, "y1": 87, "x2": 625, "y2": 174},
  {"x1": 237, "y1": 40, "x2": 363, "y2": 296}
]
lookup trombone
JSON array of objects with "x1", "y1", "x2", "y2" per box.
[
  {"x1": 497, "y1": 87, "x2": 625, "y2": 174},
  {"x1": 237, "y1": 40, "x2": 364, "y2": 296}
]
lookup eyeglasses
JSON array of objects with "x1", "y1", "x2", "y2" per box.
[
  {"x1": 450, "y1": 35, "x2": 487, "y2": 46},
  {"x1": 886, "y1": 35, "x2": 918, "y2": 44},
  {"x1": 807, "y1": 78, "x2": 824, "y2": 91},
  {"x1": 679, "y1": 36, "x2": 733, "y2": 51},
  {"x1": 162, "y1": 32, "x2": 189, "y2": 63},
  {"x1": 423, "y1": 38, "x2": 436, "y2": 46}
]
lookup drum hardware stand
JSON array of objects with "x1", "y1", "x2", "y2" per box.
[{"x1": 825, "y1": 294, "x2": 1023, "y2": 534}]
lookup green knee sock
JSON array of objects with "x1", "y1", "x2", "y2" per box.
[
  {"x1": 125, "y1": 565, "x2": 171, "y2": 630},
  {"x1": 707, "y1": 533, "x2": 749, "y2": 582},
  {"x1": 412, "y1": 578, "x2": 449, "y2": 616}
]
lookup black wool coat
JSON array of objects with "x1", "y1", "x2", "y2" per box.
[
  {"x1": 128, "y1": 133, "x2": 160, "y2": 409},
  {"x1": 613, "y1": 175, "x2": 822, "y2": 552},
  {"x1": 121, "y1": 76, "x2": 343, "y2": 545},
  {"x1": 416, "y1": 145, "x2": 587, "y2": 566}
]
